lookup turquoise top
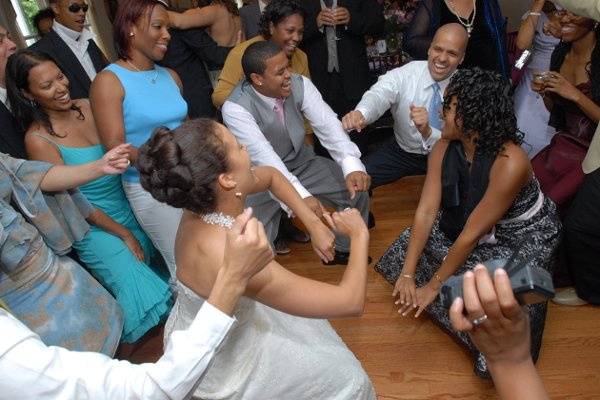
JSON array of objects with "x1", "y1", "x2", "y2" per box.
[
  {"x1": 104, "y1": 63, "x2": 187, "y2": 182},
  {"x1": 56, "y1": 144, "x2": 130, "y2": 217}
]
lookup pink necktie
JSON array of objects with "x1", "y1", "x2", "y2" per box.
[{"x1": 274, "y1": 98, "x2": 285, "y2": 125}]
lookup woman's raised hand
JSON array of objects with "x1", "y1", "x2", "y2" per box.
[
  {"x1": 449, "y1": 264, "x2": 530, "y2": 366},
  {"x1": 323, "y1": 208, "x2": 368, "y2": 240},
  {"x1": 99, "y1": 143, "x2": 132, "y2": 175},
  {"x1": 307, "y1": 220, "x2": 336, "y2": 263},
  {"x1": 543, "y1": 71, "x2": 583, "y2": 102}
]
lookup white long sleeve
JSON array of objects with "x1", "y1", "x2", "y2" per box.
[
  {"x1": 299, "y1": 77, "x2": 365, "y2": 177},
  {"x1": 222, "y1": 76, "x2": 365, "y2": 203},
  {"x1": 222, "y1": 100, "x2": 313, "y2": 200},
  {"x1": 0, "y1": 304, "x2": 234, "y2": 400},
  {"x1": 355, "y1": 61, "x2": 448, "y2": 155}
]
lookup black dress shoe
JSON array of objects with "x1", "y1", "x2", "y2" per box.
[
  {"x1": 322, "y1": 250, "x2": 372, "y2": 266},
  {"x1": 368, "y1": 212, "x2": 376, "y2": 229},
  {"x1": 274, "y1": 238, "x2": 291, "y2": 255}
]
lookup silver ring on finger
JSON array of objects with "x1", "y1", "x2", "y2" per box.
[
  {"x1": 343, "y1": 207, "x2": 352, "y2": 212},
  {"x1": 471, "y1": 314, "x2": 488, "y2": 326}
]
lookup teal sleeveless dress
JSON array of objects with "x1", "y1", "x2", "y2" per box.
[{"x1": 54, "y1": 143, "x2": 172, "y2": 343}]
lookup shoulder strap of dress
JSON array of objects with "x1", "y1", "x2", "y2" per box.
[{"x1": 31, "y1": 133, "x2": 61, "y2": 150}]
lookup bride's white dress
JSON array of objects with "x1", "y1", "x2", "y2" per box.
[{"x1": 164, "y1": 281, "x2": 376, "y2": 399}]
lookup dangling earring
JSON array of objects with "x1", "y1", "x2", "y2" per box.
[
  {"x1": 129, "y1": 32, "x2": 135, "y2": 37},
  {"x1": 235, "y1": 192, "x2": 242, "y2": 199},
  {"x1": 29, "y1": 99, "x2": 37, "y2": 108}
]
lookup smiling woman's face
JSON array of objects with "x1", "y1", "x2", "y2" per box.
[
  {"x1": 554, "y1": 10, "x2": 595, "y2": 43},
  {"x1": 24, "y1": 61, "x2": 74, "y2": 113},
  {"x1": 130, "y1": 4, "x2": 171, "y2": 61}
]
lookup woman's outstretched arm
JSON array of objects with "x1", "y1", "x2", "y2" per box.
[{"x1": 250, "y1": 165, "x2": 335, "y2": 262}]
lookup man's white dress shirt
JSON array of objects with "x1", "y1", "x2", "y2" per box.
[
  {"x1": 52, "y1": 21, "x2": 98, "y2": 80},
  {"x1": 222, "y1": 75, "x2": 365, "y2": 199},
  {"x1": 0, "y1": 304, "x2": 234, "y2": 400},
  {"x1": 258, "y1": 0, "x2": 269, "y2": 12},
  {"x1": 355, "y1": 60, "x2": 452, "y2": 155}
]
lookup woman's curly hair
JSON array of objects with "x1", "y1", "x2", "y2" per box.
[
  {"x1": 259, "y1": 0, "x2": 306, "y2": 39},
  {"x1": 443, "y1": 68, "x2": 523, "y2": 156},
  {"x1": 138, "y1": 118, "x2": 229, "y2": 214}
]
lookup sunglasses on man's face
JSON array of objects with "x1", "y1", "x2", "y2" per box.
[{"x1": 68, "y1": 3, "x2": 89, "y2": 13}]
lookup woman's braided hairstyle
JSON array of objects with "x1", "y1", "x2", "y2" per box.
[{"x1": 137, "y1": 118, "x2": 229, "y2": 214}]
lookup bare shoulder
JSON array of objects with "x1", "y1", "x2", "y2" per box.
[
  {"x1": 491, "y1": 141, "x2": 532, "y2": 186},
  {"x1": 90, "y1": 69, "x2": 124, "y2": 97},
  {"x1": 175, "y1": 216, "x2": 224, "y2": 296},
  {"x1": 428, "y1": 139, "x2": 450, "y2": 165},
  {"x1": 24, "y1": 121, "x2": 50, "y2": 142}
]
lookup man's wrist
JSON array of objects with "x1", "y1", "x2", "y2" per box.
[{"x1": 421, "y1": 125, "x2": 432, "y2": 140}]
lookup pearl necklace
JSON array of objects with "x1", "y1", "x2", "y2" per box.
[
  {"x1": 126, "y1": 59, "x2": 159, "y2": 84},
  {"x1": 445, "y1": 0, "x2": 476, "y2": 37},
  {"x1": 200, "y1": 212, "x2": 235, "y2": 229}
]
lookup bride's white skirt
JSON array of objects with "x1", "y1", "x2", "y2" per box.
[{"x1": 164, "y1": 282, "x2": 376, "y2": 400}]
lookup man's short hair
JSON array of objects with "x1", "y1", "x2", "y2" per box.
[
  {"x1": 241, "y1": 40, "x2": 283, "y2": 81},
  {"x1": 32, "y1": 8, "x2": 55, "y2": 33}
]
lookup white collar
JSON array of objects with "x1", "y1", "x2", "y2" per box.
[
  {"x1": 258, "y1": 0, "x2": 268, "y2": 12},
  {"x1": 52, "y1": 20, "x2": 93, "y2": 44},
  {"x1": 0, "y1": 86, "x2": 8, "y2": 108},
  {"x1": 425, "y1": 65, "x2": 454, "y2": 93},
  {"x1": 251, "y1": 85, "x2": 282, "y2": 109}
]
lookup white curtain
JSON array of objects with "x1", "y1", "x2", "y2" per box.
[{"x1": 88, "y1": 0, "x2": 116, "y2": 60}]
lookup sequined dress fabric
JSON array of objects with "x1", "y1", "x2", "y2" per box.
[
  {"x1": 164, "y1": 281, "x2": 376, "y2": 399},
  {"x1": 375, "y1": 177, "x2": 561, "y2": 377}
]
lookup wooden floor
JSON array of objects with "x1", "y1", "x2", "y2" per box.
[{"x1": 127, "y1": 177, "x2": 600, "y2": 399}]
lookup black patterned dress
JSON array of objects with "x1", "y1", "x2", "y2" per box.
[{"x1": 375, "y1": 141, "x2": 562, "y2": 377}]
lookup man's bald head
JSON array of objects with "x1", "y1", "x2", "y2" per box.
[{"x1": 427, "y1": 23, "x2": 468, "y2": 82}]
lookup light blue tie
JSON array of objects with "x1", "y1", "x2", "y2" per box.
[{"x1": 428, "y1": 83, "x2": 443, "y2": 131}]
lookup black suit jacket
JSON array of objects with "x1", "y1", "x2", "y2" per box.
[
  {"x1": 240, "y1": 2, "x2": 262, "y2": 40},
  {"x1": 159, "y1": 28, "x2": 231, "y2": 119},
  {"x1": 0, "y1": 102, "x2": 26, "y2": 159},
  {"x1": 300, "y1": 0, "x2": 385, "y2": 101},
  {"x1": 29, "y1": 30, "x2": 108, "y2": 100}
]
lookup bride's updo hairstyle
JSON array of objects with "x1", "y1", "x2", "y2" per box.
[{"x1": 138, "y1": 118, "x2": 229, "y2": 214}]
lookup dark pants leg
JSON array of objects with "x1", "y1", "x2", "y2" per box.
[
  {"x1": 365, "y1": 138, "x2": 428, "y2": 188},
  {"x1": 314, "y1": 71, "x2": 368, "y2": 157},
  {"x1": 564, "y1": 167, "x2": 600, "y2": 304}
]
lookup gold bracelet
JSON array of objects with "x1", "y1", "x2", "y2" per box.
[
  {"x1": 401, "y1": 272, "x2": 414, "y2": 279},
  {"x1": 433, "y1": 273, "x2": 443, "y2": 285}
]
